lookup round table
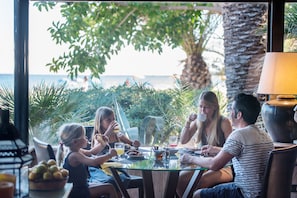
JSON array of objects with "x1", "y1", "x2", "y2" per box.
[{"x1": 109, "y1": 148, "x2": 208, "y2": 198}]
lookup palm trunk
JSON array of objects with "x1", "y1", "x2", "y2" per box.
[
  {"x1": 180, "y1": 53, "x2": 211, "y2": 89},
  {"x1": 223, "y1": 3, "x2": 267, "y2": 101}
]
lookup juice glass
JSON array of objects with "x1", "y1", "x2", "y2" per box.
[{"x1": 114, "y1": 142, "x2": 125, "y2": 159}]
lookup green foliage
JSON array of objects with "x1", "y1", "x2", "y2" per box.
[
  {"x1": 0, "y1": 86, "x2": 14, "y2": 120},
  {"x1": 285, "y1": 4, "x2": 297, "y2": 39},
  {"x1": 0, "y1": 81, "x2": 227, "y2": 145},
  {"x1": 32, "y1": 2, "x2": 218, "y2": 79},
  {"x1": 284, "y1": 4, "x2": 297, "y2": 52}
]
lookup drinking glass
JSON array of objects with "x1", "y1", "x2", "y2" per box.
[
  {"x1": 114, "y1": 142, "x2": 125, "y2": 160},
  {"x1": 168, "y1": 135, "x2": 178, "y2": 147},
  {"x1": 113, "y1": 122, "x2": 121, "y2": 133}
]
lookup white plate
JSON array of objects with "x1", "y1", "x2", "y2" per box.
[
  {"x1": 194, "y1": 150, "x2": 202, "y2": 155},
  {"x1": 127, "y1": 154, "x2": 145, "y2": 160}
]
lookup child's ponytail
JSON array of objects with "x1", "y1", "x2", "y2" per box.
[{"x1": 56, "y1": 142, "x2": 65, "y2": 167}]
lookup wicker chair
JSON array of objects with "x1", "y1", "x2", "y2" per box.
[{"x1": 32, "y1": 137, "x2": 56, "y2": 163}]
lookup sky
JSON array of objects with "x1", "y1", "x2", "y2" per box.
[{"x1": 0, "y1": 1, "x2": 186, "y2": 76}]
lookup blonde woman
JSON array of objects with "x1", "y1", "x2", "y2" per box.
[{"x1": 177, "y1": 91, "x2": 233, "y2": 197}]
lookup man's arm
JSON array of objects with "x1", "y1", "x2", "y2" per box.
[{"x1": 181, "y1": 150, "x2": 233, "y2": 171}]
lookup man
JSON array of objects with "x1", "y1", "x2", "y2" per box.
[{"x1": 181, "y1": 93, "x2": 274, "y2": 198}]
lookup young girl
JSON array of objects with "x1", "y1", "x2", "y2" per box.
[
  {"x1": 87, "y1": 106, "x2": 140, "y2": 189},
  {"x1": 92, "y1": 106, "x2": 140, "y2": 153},
  {"x1": 57, "y1": 123, "x2": 118, "y2": 198}
]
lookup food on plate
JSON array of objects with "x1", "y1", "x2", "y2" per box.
[{"x1": 126, "y1": 149, "x2": 142, "y2": 157}]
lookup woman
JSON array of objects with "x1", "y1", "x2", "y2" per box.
[{"x1": 177, "y1": 91, "x2": 233, "y2": 197}]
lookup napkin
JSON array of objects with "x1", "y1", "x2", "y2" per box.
[{"x1": 101, "y1": 162, "x2": 122, "y2": 176}]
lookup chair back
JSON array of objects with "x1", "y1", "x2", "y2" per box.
[
  {"x1": 32, "y1": 137, "x2": 56, "y2": 163},
  {"x1": 261, "y1": 144, "x2": 297, "y2": 198},
  {"x1": 84, "y1": 126, "x2": 94, "y2": 150}
]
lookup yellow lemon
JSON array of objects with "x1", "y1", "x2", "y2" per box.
[
  {"x1": 43, "y1": 171, "x2": 53, "y2": 181},
  {"x1": 60, "y1": 169, "x2": 69, "y2": 177},
  {"x1": 35, "y1": 164, "x2": 48, "y2": 174},
  {"x1": 53, "y1": 171, "x2": 63, "y2": 180},
  {"x1": 48, "y1": 165, "x2": 59, "y2": 173},
  {"x1": 47, "y1": 159, "x2": 57, "y2": 167}
]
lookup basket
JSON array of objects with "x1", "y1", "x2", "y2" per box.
[{"x1": 29, "y1": 178, "x2": 68, "y2": 191}]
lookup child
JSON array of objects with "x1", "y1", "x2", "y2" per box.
[
  {"x1": 87, "y1": 106, "x2": 141, "y2": 189},
  {"x1": 57, "y1": 123, "x2": 118, "y2": 198},
  {"x1": 92, "y1": 106, "x2": 140, "y2": 153}
]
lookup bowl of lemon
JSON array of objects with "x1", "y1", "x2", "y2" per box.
[{"x1": 29, "y1": 159, "x2": 69, "y2": 191}]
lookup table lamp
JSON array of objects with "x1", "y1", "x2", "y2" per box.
[{"x1": 257, "y1": 52, "x2": 297, "y2": 143}]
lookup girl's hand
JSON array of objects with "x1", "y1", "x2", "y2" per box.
[
  {"x1": 95, "y1": 134, "x2": 106, "y2": 145},
  {"x1": 105, "y1": 121, "x2": 118, "y2": 136},
  {"x1": 201, "y1": 145, "x2": 211, "y2": 156},
  {"x1": 109, "y1": 148, "x2": 117, "y2": 158},
  {"x1": 188, "y1": 113, "x2": 197, "y2": 122},
  {"x1": 132, "y1": 140, "x2": 140, "y2": 147},
  {"x1": 101, "y1": 135, "x2": 109, "y2": 143}
]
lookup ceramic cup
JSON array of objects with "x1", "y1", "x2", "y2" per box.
[{"x1": 197, "y1": 113, "x2": 207, "y2": 122}]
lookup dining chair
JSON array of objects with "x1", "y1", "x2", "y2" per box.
[
  {"x1": 261, "y1": 144, "x2": 297, "y2": 198},
  {"x1": 32, "y1": 137, "x2": 56, "y2": 163}
]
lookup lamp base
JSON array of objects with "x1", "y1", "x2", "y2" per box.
[{"x1": 261, "y1": 97, "x2": 297, "y2": 143}]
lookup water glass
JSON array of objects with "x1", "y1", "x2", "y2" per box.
[{"x1": 168, "y1": 135, "x2": 178, "y2": 147}]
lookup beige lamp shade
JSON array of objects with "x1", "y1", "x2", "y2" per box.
[{"x1": 257, "y1": 52, "x2": 297, "y2": 95}]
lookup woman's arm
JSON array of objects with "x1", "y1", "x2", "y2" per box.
[
  {"x1": 181, "y1": 150, "x2": 233, "y2": 171},
  {"x1": 180, "y1": 114, "x2": 198, "y2": 144}
]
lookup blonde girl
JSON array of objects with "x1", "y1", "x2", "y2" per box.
[
  {"x1": 58, "y1": 123, "x2": 118, "y2": 198},
  {"x1": 91, "y1": 106, "x2": 140, "y2": 154},
  {"x1": 87, "y1": 106, "x2": 140, "y2": 190},
  {"x1": 177, "y1": 91, "x2": 233, "y2": 197}
]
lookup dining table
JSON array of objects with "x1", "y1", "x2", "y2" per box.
[{"x1": 108, "y1": 147, "x2": 209, "y2": 198}]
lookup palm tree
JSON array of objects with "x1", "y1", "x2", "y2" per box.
[
  {"x1": 180, "y1": 12, "x2": 221, "y2": 89},
  {"x1": 222, "y1": 3, "x2": 267, "y2": 103},
  {"x1": 34, "y1": 2, "x2": 222, "y2": 89}
]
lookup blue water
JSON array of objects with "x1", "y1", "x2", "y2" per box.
[{"x1": 0, "y1": 74, "x2": 176, "y2": 90}]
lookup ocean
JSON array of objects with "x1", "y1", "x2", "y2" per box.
[{"x1": 0, "y1": 74, "x2": 177, "y2": 90}]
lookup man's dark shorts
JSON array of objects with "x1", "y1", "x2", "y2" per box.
[{"x1": 200, "y1": 182, "x2": 243, "y2": 198}]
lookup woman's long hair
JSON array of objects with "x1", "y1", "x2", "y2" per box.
[{"x1": 196, "y1": 91, "x2": 221, "y2": 146}]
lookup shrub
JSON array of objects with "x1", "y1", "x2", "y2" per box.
[{"x1": 0, "y1": 82, "x2": 227, "y2": 145}]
